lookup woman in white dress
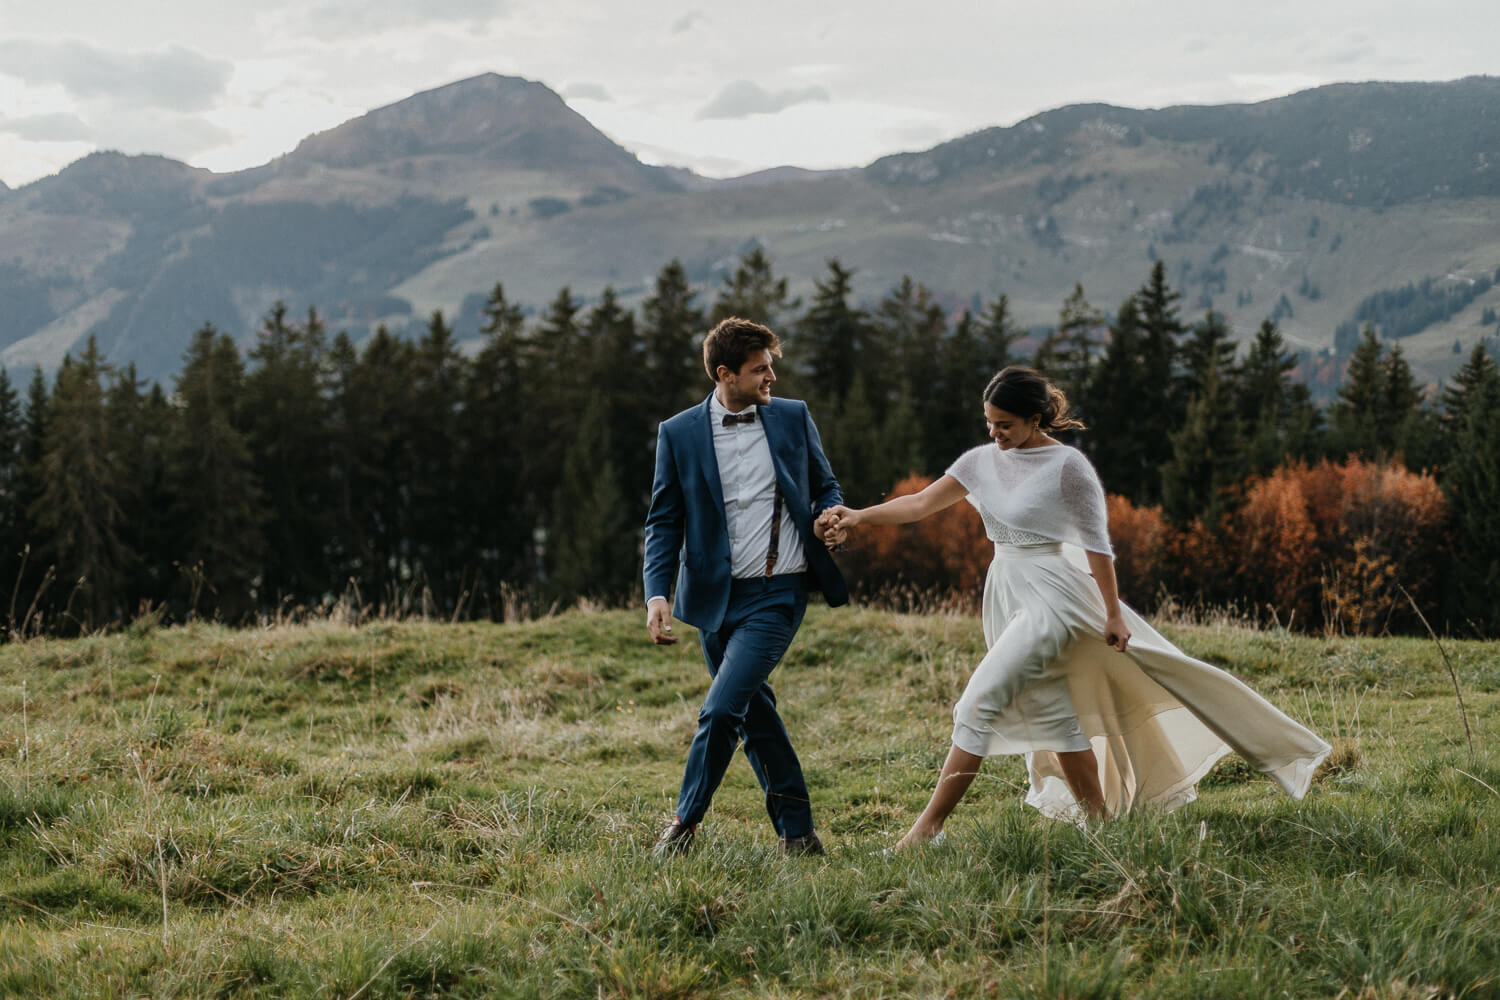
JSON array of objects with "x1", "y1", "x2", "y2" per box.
[{"x1": 825, "y1": 367, "x2": 1330, "y2": 847}]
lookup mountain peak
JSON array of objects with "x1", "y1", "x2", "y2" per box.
[
  {"x1": 19, "y1": 151, "x2": 206, "y2": 217},
  {"x1": 281, "y1": 72, "x2": 676, "y2": 192}
]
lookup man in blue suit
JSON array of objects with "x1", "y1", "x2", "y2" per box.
[{"x1": 644, "y1": 317, "x2": 847, "y2": 857}]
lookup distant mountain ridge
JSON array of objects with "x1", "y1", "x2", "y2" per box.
[
  {"x1": 1, "y1": 72, "x2": 1497, "y2": 386},
  {"x1": 873, "y1": 77, "x2": 1500, "y2": 205}
]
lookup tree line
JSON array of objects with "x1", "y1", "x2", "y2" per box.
[{"x1": 3, "y1": 251, "x2": 1498, "y2": 636}]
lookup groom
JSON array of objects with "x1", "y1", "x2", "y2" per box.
[{"x1": 643, "y1": 317, "x2": 847, "y2": 857}]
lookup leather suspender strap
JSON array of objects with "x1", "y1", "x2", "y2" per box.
[{"x1": 764, "y1": 483, "x2": 783, "y2": 577}]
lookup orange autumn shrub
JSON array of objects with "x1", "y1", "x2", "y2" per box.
[
  {"x1": 848, "y1": 459, "x2": 1447, "y2": 635},
  {"x1": 1231, "y1": 458, "x2": 1448, "y2": 634},
  {"x1": 845, "y1": 474, "x2": 989, "y2": 609},
  {"x1": 1165, "y1": 515, "x2": 1236, "y2": 609},
  {"x1": 1324, "y1": 460, "x2": 1447, "y2": 633},
  {"x1": 1105, "y1": 494, "x2": 1170, "y2": 608},
  {"x1": 1235, "y1": 467, "x2": 1321, "y2": 627}
]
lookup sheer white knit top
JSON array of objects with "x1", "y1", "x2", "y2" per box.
[{"x1": 945, "y1": 443, "x2": 1114, "y2": 556}]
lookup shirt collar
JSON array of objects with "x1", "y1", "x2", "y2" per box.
[{"x1": 709, "y1": 392, "x2": 757, "y2": 422}]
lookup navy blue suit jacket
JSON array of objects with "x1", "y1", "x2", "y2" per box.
[{"x1": 643, "y1": 394, "x2": 848, "y2": 633}]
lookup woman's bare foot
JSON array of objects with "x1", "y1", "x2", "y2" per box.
[{"x1": 891, "y1": 825, "x2": 946, "y2": 851}]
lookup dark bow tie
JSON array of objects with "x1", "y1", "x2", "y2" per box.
[{"x1": 722, "y1": 411, "x2": 756, "y2": 427}]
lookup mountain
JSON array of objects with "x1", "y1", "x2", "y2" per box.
[{"x1": 2, "y1": 73, "x2": 1498, "y2": 386}]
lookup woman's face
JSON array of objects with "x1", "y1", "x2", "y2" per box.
[{"x1": 984, "y1": 403, "x2": 1041, "y2": 450}]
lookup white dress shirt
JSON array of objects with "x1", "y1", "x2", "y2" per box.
[{"x1": 709, "y1": 394, "x2": 808, "y2": 580}]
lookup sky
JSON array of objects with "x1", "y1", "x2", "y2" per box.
[{"x1": 1, "y1": 0, "x2": 1496, "y2": 190}]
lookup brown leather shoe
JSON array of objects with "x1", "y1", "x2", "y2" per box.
[
  {"x1": 653, "y1": 819, "x2": 696, "y2": 857},
  {"x1": 780, "y1": 831, "x2": 826, "y2": 856}
]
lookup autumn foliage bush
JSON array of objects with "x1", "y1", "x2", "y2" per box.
[
  {"x1": 849, "y1": 459, "x2": 1447, "y2": 634},
  {"x1": 841, "y1": 475, "x2": 989, "y2": 611},
  {"x1": 1234, "y1": 458, "x2": 1448, "y2": 634},
  {"x1": 1104, "y1": 495, "x2": 1169, "y2": 606}
]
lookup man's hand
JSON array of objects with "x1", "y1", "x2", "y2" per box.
[
  {"x1": 646, "y1": 598, "x2": 678, "y2": 645},
  {"x1": 815, "y1": 508, "x2": 847, "y2": 549}
]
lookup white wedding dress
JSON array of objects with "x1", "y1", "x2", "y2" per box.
[{"x1": 944, "y1": 443, "x2": 1331, "y2": 821}]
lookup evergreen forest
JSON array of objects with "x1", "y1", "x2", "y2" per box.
[{"x1": 5, "y1": 251, "x2": 1499, "y2": 637}]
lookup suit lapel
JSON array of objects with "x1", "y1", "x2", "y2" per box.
[
  {"x1": 759, "y1": 401, "x2": 793, "y2": 494},
  {"x1": 695, "y1": 395, "x2": 727, "y2": 513}
]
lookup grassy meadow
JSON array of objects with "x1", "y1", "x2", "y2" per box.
[{"x1": 1, "y1": 605, "x2": 1498, "y2": 998}]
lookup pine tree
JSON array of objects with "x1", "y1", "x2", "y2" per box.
[
  {"x1": 538, "y1": 287, "x2": 653, "y2": 608},
  {"x1": 462, "y1": 283, "x2": 536, "y2": 610},
  {"x1": 407, "y1": 310, "x2": 470, "y2": 609},
  {"x1": 710, "y1": 247, "x2": 799, "y2": 329},
  {"x1": 1084, "y1": 297, "x2": 1154, "y2": 502},
  {"x1": 0, "y1": 370, "x2": 24, "y2": 606},
  {"x1": 1383, "y1": 342, "x2": 1435, "y2": 465},
  {"x1": 821, "y1": 374, "x2": 887, "y2": 507},
  {"x1": 325, "y1": 330, "x2": 365, "y2": 593},
  {"x1": 344, "y1": 327, "x2": 419, "y2": 606},
  {"x1": 32, "y1": 337, "x2": 131, "y2": 629},
  {"x1": 524, "y1": 287, "x2": 587, "y2": 553},
  {"x1": 976, "y1": 293, "x2": 1022, "y2": 375},
  {"x1": 1442, "y1": 343, "x2": 1500, "y2": 437},
  {"x1": 1330, "y1": 324, "x2": 1387, "y2": 459},
  {"x1": 107, "y1": 364, "x2": 171, "y2": 615},
  {"x1": 1235, "y1": 319, "x2": 1298, "y2": 474},
  {"x1": 546, "y1": 422, "x2": 636, "y2": 606},
  {"x1": 1046, "y1": 283, "x2": 1106, "y2": 404},
  {"x1": 1161, "y1": 353, "x2": 1242, "y2": 528},
  {"x1": 1440, "y1": 344, "x2": 1500, "y2": 633},
  {"x1": 1136, "y1": 262, "x2": 1187, "y2": 476},
  {"x1": 168, "y1": 326, "x2": 263, "y2": 619},
  {"x1": 928, "y1": 310, "x2": 990, "y2": 471},
  {"x1": 797, "y1": 259, "x2": 868, "y2": 411},
  {"x1": 583, "y1": 287, "x2": 652, "y2": 505},
  {"x1": 11, "y1": 368, "x2": 50, "y2": 627},
  {"x1": 641, "y1": 261, "x2": 707, "y2": 417},
  {"x1": 879, "y1": 385, "x2": 925, "y2": 496},
  {"x1": 242, "y1": 303, "x2": 334, "y2": 606},
  {"x1": 1180, "y1": 310, "x2": 1237, "y2": 389},
  {"x1": 874, "y1": 277, "x2": 946, "y2": 459}
]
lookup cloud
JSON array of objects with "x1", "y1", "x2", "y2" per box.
[
  {"x1": 696, "y1": 80, "x2": 831, "y2": 120},
  {"x1": 671, "y1": 10, "x2": 705, "y2": 33},
  {"x1": 563, "y1": 82, "x2": 612, "y2": 102},
  {"x1": 88, "y1": 109, "x2": 233, "y2": 160},
  {"x1": 0, "y1": 112, "x2": 94, "y2": 143},
  {"x1": 0, "y1": 106, "x2": 231, "y2": 163},
  {"x1": 878, "y1": 121, "x2": 947, "y2": 151},
  {"x1": 292, "y1": 0, "x2": 508, "y2": 40},
  {"x1": 0, "y1": 40, "x2": 232, "y2": 113},
  {"x1": 1329, "y1": 43, "x2": 1377, "y2": 65}
]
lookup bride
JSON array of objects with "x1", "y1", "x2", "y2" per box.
[{"x1": 824, "y1": 366, "x2": 1330, "y2": 847}]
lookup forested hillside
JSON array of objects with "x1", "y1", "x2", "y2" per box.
[{"x1": 3, "y1": 251, "x2": 1497, "y2": 638}]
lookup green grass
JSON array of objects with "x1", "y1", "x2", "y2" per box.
[{"x1": 1, "y1": 607, "x2": 1497, "y2": 998}]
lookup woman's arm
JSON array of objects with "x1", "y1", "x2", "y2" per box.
[
  {"x1": 828, "y1": 474, "x2": 969, "y2": 529},
  {"x1": 1084, "y1": 550, "x2": 1131, "y2": 652}
]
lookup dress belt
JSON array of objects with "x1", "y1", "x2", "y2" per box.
[{"x1": 993, "y1": 542, "x2": 1063, "y2": 558}]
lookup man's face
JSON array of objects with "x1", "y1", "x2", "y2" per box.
[{"x1": 719, "y1": 349, "x2": 776, "y2": 409}]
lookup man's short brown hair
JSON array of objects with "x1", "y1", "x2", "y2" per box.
[{"x1": 702, "y1": 317, "x2": 782, "y2": 381}]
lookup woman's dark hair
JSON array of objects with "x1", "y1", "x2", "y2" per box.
[{"x1": 983, "y1": 366, "x2": 1086, "y2": 432}]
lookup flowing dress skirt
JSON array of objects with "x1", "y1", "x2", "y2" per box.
[{"x1": 952, "y1": 543, "x2": 1331, "y2": 821}]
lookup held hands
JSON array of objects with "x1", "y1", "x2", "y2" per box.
[
  {"x1": 816, "y1": 505, "x2": 858, "y2": 550},
  {"x1": 646, "y1": 598, "x2": 678, "y2": 645}
]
